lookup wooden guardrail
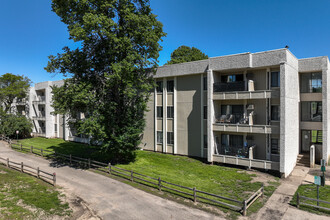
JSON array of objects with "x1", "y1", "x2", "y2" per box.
[
  {"x1": 0, "y1": 136, "x2": 264, "y2": 215},
  {"x1": 297, "y1": 193, "x2": 330, "y2": 212},
  {"x1": 0, "y1": 156, "x2": 56, "y2": 186}
]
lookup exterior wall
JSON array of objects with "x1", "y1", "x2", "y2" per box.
[
  {"x1": 322, "y1": 58, "x2": 330, "y2": 164},
  {"x1": 140, "y1": 94, "x2": 154, "y2": 150},
  {"x1": 177, "y1": 74, "x2": 202, "y2": 157},
  {"x1": 280, "y1": 51, "x2": 300, "y2": 177}
]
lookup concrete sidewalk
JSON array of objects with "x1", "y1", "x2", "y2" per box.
[
  {"x1": 251, "y1": 166, "x2": 330, "y2": 220},
  {"x1": 0, "y1": 141, "x2": 223, "y2": 220}
]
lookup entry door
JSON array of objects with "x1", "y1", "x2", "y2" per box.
[{"x1": 301, "y1": 130, "x2": 310, "y2": 153}]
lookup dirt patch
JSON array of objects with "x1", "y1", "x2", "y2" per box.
[
  {"x1": 59, "y1": 189, "x2": 101, "y2": 220},
  {"x1": 246, "y1": 170, "x2": 281, "y2": 186}
]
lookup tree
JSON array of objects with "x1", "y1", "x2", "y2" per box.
[
  {"x1": 0, "y1": 73, "x2": 31, "y2": 112},
  {"x1": 46, "y1": 0, "x2": 165, "y2": 163},
  {"x1": 0, "y1": 110, "x2": 32, "y2": 138},
  {"x1": 166, "y1": 45, "x2": 208, "y2": 65}
]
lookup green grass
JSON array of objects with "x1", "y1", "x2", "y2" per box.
[
  {"x1": 0, "y1": 165, "x2": 70, "y2": 219},
  {"x1": 291, "y1": 184, "x2": 330, "y2": 216},
  {"x1": 16, "y1": 137, "x2": 280, "y2": 217},
  {"x1": 17, "y1": 137, "x2": 106, "y2": 161}
]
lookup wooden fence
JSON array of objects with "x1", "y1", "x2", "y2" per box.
[
  {"x1": 0, "y1": 156, "x2": 56, "y2": 186},
  {"x1": 0, "y1": 136, "x2": 264, "y2": 216},
  {"x1": 297, "y1": 193, "x2": 330, "y2": 212}
]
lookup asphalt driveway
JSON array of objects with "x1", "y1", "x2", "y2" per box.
[{"x1": 0, "y1": 141, "x2": 222, "y2": 220}]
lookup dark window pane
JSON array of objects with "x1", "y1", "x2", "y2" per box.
[
  {"x1": 271, "y1": 106, "x2": 280, "y2": 121},
  {"x1": 167, "y1": 80, "x2": 174, "y2": 92},
  {"x1": 157, "y1": 106, "x2": 163, "y2": 118},
  {"x1": 271, "y1": 72, "x2": 280, "y2": 87},
  {"x1": 157, "y1": 131, "x2": 163, "y2": 144},
  {"x1": 204, "y1": 106, "x2": 207, "y2": 119},
  {"x1": 156, "y1": 81, "x2": 163, "y2": 93},
  {"x1": 167, "y1": 106, "x2": 174, "y2": 118},
  {"x1": 204, "y1": 135, "x2": 207, "y2": 148},
  {"x1": 203, "y1": 76, "x2": 207, "y2": 90},
  {"x1": 167, "y1": 132, "x2": 174, "y2": 145},
  {"x1": 271, "y1": 139, "x2": 279, "y2": 154},
  {"x1": 301, "y1": 102, "x2": 322, "y2": 122}
]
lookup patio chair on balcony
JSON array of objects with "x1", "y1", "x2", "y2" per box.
[
  {"x1": 224, "y1": 114, "x2": 233, "y2": 123},
  {"x1": 216, "y1": 115, "x2": 227, "y2": 123}
]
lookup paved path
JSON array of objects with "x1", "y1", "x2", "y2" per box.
[
  {"x1": 253, "y1": 166, "x2": 330, "y2": 220},
  {"x1": 0, "y1": 141, "x2": 223, "y2": 220}
]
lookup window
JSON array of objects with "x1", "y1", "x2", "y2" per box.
[
  {"x1": 157, "y1": 106, "x2": 163, "y2": 118},
  {"x1": 203, "y1": 76, "x2": 207, "y2": 90},
  {"x1": 156, "y1": 81, "x2": 163, "y2": 93},
  {"x1": 271, "y1": 71, "x2": 280, "y2": 87},
  {"x1": 204, "y1": 135, "x2": 208, "y2": 149},
  {"x1": 301, "y1": 101, "x2": 322, "y2": 122},
  {"x1": 311, "y1": 130, "x2": 323, "y2": 144},
  {"x1": 167, "y1": 132, "x2": 174, "y2": 145},
  {"x1": 203, "y1": 106, "x2": 207, "y2": 119},
  {"x1": 221, "y1": 74, "x2": 243, "y2": 83},
  {"x1": 167, "y1": 106, "x2": 174, "y2": 118},
  {"x1": 271, "y1": 139, "x2": 279, "y2": 154},
  {"x1": 54, "y1": 124, "x2": 57, "y2": 132},
  {"x1": 271, "y1": 105, "x2": 280, "y2": 121},
  {"x1": 157, "y1": 131, "x2": 163, "y2": 144},
  {"x1": 167, "y1": 80, "x2": 174, "y2": 92},
  {"x1": 300, "y1": 72, "x2": 322, "y2": 93}
]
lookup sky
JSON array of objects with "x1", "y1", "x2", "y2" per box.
[{"x1": 1, "y1": 0, "x2": 330, "y2": 85}]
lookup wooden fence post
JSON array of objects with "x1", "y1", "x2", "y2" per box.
[
  {"x1": 158, "y1": 177, "x2": 161, "y2": 191},
  {"x1": 30, "y1": 146, "x2": 33, "y2": 153},
  {"x1": 261, "y1": 183, "x2": 264, "y2": 198},
  {"x1": 41, "y1": 149, "x2": 43, "y2": 157},
  {"x1": 53, "y1": 173, "x2": 56, "y2": 186},
  {"x1": 131, "y1": 171, "x2": 133, "y2": 182},
  {"x1": 88, "y1": 158, "x2": 91, "y2": 168},
  {"x1": 297, "y1": 193, "x2": 300, "y2": 208},
  {"x1": 243, "y1": 200, "x2": 247, "y2": 216},
  {"x1": 20, "y1": 144, "x2": 22, "y2": 151},
  {"x1": 21, "y1": 162, "x2": 23, "y2": 172},
  {"x1": 37, "y1": 167, "x2": 40, "y2": 178},
  {"x1": 108, "y1": 163, "x2": 111, "y2": 174},
  {"x1": 193, "y1": 187, "x2": 197, "y2": 203},
  {"x1": 6, "y1": 158, "x2": 9, "y2": 167},
  {"x1": 70, "y1": 154, "x2": 72, "y2": 165}
]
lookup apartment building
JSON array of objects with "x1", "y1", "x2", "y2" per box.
[
  {"x1": 12, "y1": 80, "x2": 90, "y2": 144},
  {"x1": 140, "y1": 48, "x2": 330, "y2": 177}
]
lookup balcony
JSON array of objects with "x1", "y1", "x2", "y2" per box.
[
  {"x1": 215, "y1": 144, "x2": 255, "y2": 158},
  {"x1": 213, "y1": 81, "x2": 245, "y2": 92},
  {"x1": 32, "y1": 96, "x2": 46, "y2": 103},
  {"x1": 32, "y1": 112, "x2": 46, "y2": 120},
  {"x1": 213, "y1": 90, "x2": 279, "y2": 100},
  {"x1": 213, "y1": 114, "x2": 279, "y2": 134}
]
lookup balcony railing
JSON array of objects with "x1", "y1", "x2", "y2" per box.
[
  {"x1": 215, "y1": 113, "x2": 253, "y2": 125},
  {"x1": 214, "y1": 81, "x2": 245, "y2": 92},
  {"x1": 33, "y1": 96, "x2": 46, "y2": 102},
  {"x1": 215, "y1": 144, "x2": 256, "y2": 158}
]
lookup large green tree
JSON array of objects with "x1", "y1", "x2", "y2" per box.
[
  {"x1": 0, "y1": 73, "x2": 31, "y2": 113},
  {"x1": 166, "y1": 45, "x2": 208, "y2": 65},
  {"x1": 46, "y1": 0, "x2": 165, "y2": 163}
]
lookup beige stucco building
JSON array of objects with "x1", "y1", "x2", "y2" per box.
[{"x1": 140, "y1": 48, "x2": 330, "y2": 177}]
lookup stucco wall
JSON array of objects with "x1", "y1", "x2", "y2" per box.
[
  {"x1": 280, "y1": 51, "x2": 300, "y2": 177},
  {"x1": 141, "y1": 93, "x2": 155, "y2": 150},
  {"x1": 322, "y1": 58, "x2": 330, "y2": 164},
  {"x1": 176, "y1": 74, "x2": 202, "y2": 157}
]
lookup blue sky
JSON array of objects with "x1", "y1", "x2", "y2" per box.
[{"x1": 0, "y1": 0, "x2": 330, "y2": 85}]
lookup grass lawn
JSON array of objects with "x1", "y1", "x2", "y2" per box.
[
  {"x1": 17, "y1": 137, "x2": 106, "y2": 161},
  {"x1": 291, "y1": 184, "x2": 330, "y2": 216},
  {"x1": 0, "y1": 164, "x2": 70, "y2": 219},
  {"x1": 17, "y1": 137, "x2": 280, "y2": 217}
]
